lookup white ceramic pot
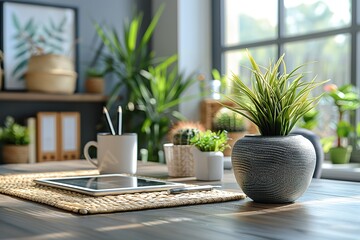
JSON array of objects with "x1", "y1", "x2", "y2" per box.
[{"x1": 191, "y1": 146, "x2": 224, "y2": 181}]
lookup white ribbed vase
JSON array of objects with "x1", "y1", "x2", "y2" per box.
[{"x1": 231, "y1": 135, "x2": 315, "y2": 203}]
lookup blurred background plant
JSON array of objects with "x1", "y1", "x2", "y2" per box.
[
  {"x1": 85, "y1": 67, "x2": 106, "y2": 78},
  {"x1": 172, "y1": 129, "x2": 200, "y2": 146},
  {"x1": 324, "y1": 84, "x2": 360, "y2": 148},
  {"x1": 297, "y1": 108, "x2": 319, "y2": 130},
  {"x1": 95, "y1": 5, "x2": 164, "y2": 114},
  {"x1": 322, "y1": 83, "x2": 360, "y2": 163},
  {"x1": 213, "y1": 107, "x2": 245, "y2": 132},
  {"x1": 212, "y1": 69, "x2": 228, "y2": 95},
  {"x1": 213, "y1": 107, "x2": 247, "y2": 156},
  {"x1": 0, "y1": 50, "x2": 3, "y2": 89},
  {"x1": 133, "y1": 55, "x2": 197, "y2": 161},
  {"x1": 0, "y1": 116, "x2": 29, "y2": 145},
  {"x1": 168, "y1": 121, "x2": 205, "y2": 144},
  {"x1": 96, "y1": 5, "x2": 199, "y2": 161}
]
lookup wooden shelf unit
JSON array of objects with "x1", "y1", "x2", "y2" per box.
[
  {"x1": 200, "y1": 99, "x2": 236, "y2": 130},
  {"x1": 200, "y1": 98, "x2": 258, "y2": 133},
  {"x1": 0, "y1": 92, "x2": 107, "y2": 163},
  {"x1": 0, "y1": 92, "x2": 107, "y2": 102}
]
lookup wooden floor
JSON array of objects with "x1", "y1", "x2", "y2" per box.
[{"x1": 0, "y1": 160, "x2": 360, "y2": 240}]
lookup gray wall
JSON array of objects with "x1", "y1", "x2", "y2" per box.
[{"x1": 0, "y1": 0, "x2": 151, "y2": 92}]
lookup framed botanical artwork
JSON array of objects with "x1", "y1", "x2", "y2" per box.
[{"x1": 0, "y1": 1, "x2": 78, "y2": 90}]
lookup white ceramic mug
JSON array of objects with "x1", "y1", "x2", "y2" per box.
[{"x1": 83, "y1": 133, "x2": 137, "y2": 174}]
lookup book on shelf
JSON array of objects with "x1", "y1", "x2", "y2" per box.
[
  {"x1": 36, "y1": 112, "x2": 81, "y2": 162},
  {"x1": 26, "y1": 117, "x2": 36, "y2": 164}
]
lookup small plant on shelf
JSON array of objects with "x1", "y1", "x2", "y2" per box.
[
  {"x1": 0, "y1": 116, "x2": 30, "y2": 164},
  {"x1": 86, "y1": 67, "x2": 105, "y2": 78},
  {"x1": 0, "y1": 116, "x2": 29, "y2": 145}
]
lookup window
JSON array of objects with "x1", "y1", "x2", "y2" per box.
[{"x1": 212, "y1": 0, "x2": 360, "y2": 160}]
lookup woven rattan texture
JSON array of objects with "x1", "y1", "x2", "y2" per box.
[{"x1": 0, "y1": 170, "x2": 246, "y2": 215}]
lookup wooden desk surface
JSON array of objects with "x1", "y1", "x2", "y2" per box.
[{"x1": 0, "y1": 160, "x2": 359, "y2": 240}]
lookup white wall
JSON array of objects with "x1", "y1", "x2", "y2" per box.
[
  {"x1": 152, "y1": 0, "x2": 178, "y2": 59},
  {"x1": 152, "y1": 0, "x2": 212, "y2": 121}
]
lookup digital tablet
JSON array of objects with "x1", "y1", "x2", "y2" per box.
[{"x1": 34, "y1": 174, "x2": 185, "y2": 196}]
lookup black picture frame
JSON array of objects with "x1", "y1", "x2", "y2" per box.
[{"x1": 0, "y1": 1, "x2": 78, "y2": 91}]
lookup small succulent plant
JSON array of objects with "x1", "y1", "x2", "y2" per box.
[
  {"x1": 190, "y1": 130, "x2": 229, "y2": 152},
  {"x1": 173, "y1": 129, "x2": 199, "y2": 145},
  {"x1": 213, "y1": 107, "x2": 245, "y2": 132}
]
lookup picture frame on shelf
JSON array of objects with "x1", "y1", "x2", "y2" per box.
[{"x1": 0, "y1": 1, "x2": 78, "y2": 91}]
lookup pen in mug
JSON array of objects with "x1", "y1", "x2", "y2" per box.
[
  {"x1": 103, "y1": 106, "x2": 115, "y2": 135},
  {"x1": 117, "y1": 106, "x2": 122, "y2": 135}
]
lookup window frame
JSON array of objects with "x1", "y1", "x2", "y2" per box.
[{"x1": 212, "y1": 0, "x2": 360, "y2": 162}]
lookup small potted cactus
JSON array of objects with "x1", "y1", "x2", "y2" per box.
[
  {"x1": 213, "y1": 107, "x2": 247, "y2": 156},
  {"x1": 164, "y1": 121, "x2": 204, "y2": 177}
]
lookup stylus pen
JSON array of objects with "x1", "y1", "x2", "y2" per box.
[
  {"x1": 168, "y1": 185, "x2": 221, "y2": 194},
  {"x1": 103, "y1": 106, "x2": 115, "y2": 135},
  {"x1": 117, "y1": 106, "x2": 122, "y2": 135}
]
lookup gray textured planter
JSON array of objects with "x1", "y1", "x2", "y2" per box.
[{"x1": 231, "y1": 135, "x2": 316, "y2": 203}]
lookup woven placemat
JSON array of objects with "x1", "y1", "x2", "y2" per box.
[{"x1": 0, "y1": 170, "x2": 246, "y2": 215}]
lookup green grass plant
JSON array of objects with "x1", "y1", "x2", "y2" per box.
[{"x1": 224, "y1": 50, "x2": 328, "y2": 136}]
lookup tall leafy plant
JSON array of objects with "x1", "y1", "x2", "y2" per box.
[
  {"x1": 95, "y1": 5, "x2": 164, "y2": 114},
  {"x1": 133, "y1": 55, "x2": 197, "y2": 161},
  {"x1": 224, "y1": 50, "x2": 328, "y2": 136}
]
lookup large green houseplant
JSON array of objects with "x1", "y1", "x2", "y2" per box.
[
  {"x1": 96, "y1": 5, "x2": 193, "y2": 161},
  {"x1": 95, "y1": 5, "x2": 164, "y2": 116},
  {"x1": 324, "y1": 84, "x2": 360, "y2": 164},
  {"x1": 134, "y1": 55, "x2": 197, "y2": 161},
  {"x1": 224, "y1": 50, "x2": 327, "y2": 203}
]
